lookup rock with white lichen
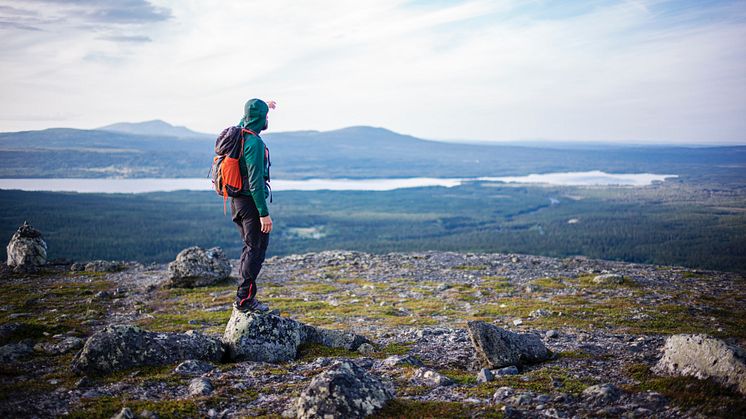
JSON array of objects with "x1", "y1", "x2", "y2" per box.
[
  {"x1": 295, "y1": 360, "x2": 392, "y2": 419},
  {"x1": 653, "y1": 334, "x2": 746, "y2": 395}
]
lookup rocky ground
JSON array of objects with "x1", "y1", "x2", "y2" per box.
[{"x1": 1, "y1": 250, "x2": 745, "y2": 418}]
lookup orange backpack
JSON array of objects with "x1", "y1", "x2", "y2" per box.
[{"x1": 210, "y1": 126, "x2": 256, "y2": 213}]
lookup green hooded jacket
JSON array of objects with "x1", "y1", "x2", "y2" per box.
[{"x1": 237, "y1": 98, "x2": 270, "y2": 217}]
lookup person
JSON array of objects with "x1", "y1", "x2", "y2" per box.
[{"x1": 231, "y1": 98, "x2": 276, "y2": 312}]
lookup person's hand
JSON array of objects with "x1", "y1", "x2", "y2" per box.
[
  {"x1": 260, "y1": 215, "x2": 273, "y2": 233},
  {"x1": 266, "y1": 100, "x2": 276, "y2": 110}
]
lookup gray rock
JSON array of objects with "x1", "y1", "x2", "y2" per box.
[
  {"x1": 510, "y1": 393, "x2": 533, "y2": 405},
  {"x1": 111, "y1": 407, "x2": 134, "y2": 419},
  {"x1": 189, "y1": 377, "x2": 214, "y2": 396},
  {"x1": 493, "y1": 386, "x2": 515, "y2": 402},
  {"x1": 530, "y1": 309, "x2": 553, "y2": 318},
  {"x1": 592, "y1": 273, "x2": 624, "y2": 284},
  {"x1": 495, "y1": 365, "x2": 519, "y2": 376},
  {"x1": 545, "y1": 330, "x2": 559, "y2": 339},
  {"x1": 70, "y1": 262, "x2": 86, "y2": 272},
  {"x1": 0, "y1": 322, "x2": 22, "y2": 342},
  {"x1": 295, "y1": 360, "x2": 392, "y2": 419},
  {"x1": 357, "y1": 343, "x2": 376, "y2": 355},
  {"x1": 0, "y1": 342, "x2": 33, "y2": 362},
  {"x1": 167, "y1": 246, "x2": 231, "y2": 287},
  {"x1": 72, "y1": 325, "x2": 224, "y2": 375},
  {"x1": 381, "y1": 354, "x2": 424, "y2": 368},
  {"x1": 477, "y1": 368, "x2": 494, "y2": 383},
  {"x1": 467, "y1": 321, "x2": 551, "y2": 368},
  {"x1": 653, "y1": 334, "x2": 746, "y2": 395},
  {"x1": 412, "y1": 368, "x2": 453, "y2": 387},
  {"x1": 33, "y1": 336, "x2": 83, "y2": 355},
  {"x1": 581, "y1": 383, "x2": 622, "y2": 404},
  {"x1": 222, "y1": 308, "x2": 370, "y2": 362},
  {"x1": 84, "y1": 260, "x2": 124, "y2": 273},
  {"x1": 174, "y1": 359, "x2": 215, "y2": 376},
  {"x1": 6, "y1": 221, "x2": 47, "y2": 270}
]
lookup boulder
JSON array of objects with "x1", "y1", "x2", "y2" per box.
[
  {"x1": 34, "y1": 336, "x2": 84, "y2": 355},
  {"x1": 84, "y1": 260, "x2": 124, "y2": 273},
  {"x1": 592, "y1": 274, "x2": 624, "y2": 285},
  {"x1": 222, "y1": 308, "x2": 370, "y2": 362},
  {"x1": 466, "y1": 321, "x2": 550, "y2": 368},
  {"x1": 6, "y1": 221, "x2": 47, "y2": 270},
  {"x1": 653, "y1": 334, "x2": 746, "y2": 395},
  {"x1": 167, "y1": 246, "x2": 231, "y2": 287},
  {"x1": 295, "y1": 360, "x2": 392, "y2": 419},
  {"x1": 72, "y1": 325, "x2": 224, "y2": 375}
]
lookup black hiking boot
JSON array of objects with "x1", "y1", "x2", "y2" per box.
[{"x1": 233, "y1": 299, "x2": 270, "y2": 313}]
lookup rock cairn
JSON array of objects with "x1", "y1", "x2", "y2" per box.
[{"x1": 6, "y1": 221, "x2": 47, "y2": 271}]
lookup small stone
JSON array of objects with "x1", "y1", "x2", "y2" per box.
[
  {"x1": 493, "y1": 386, "x2": 514, "y2": 402},
  {"x1": 582, "y1": 383, "x2": 621, "y2": 404},
  {"x1": 436, "y1": 283, "x2": 451, "y2": 292},
  {"x1": 511, "y1": 393, "x2": 533, "y2": 405},
  {"x1": 512, "y1": 319, "x2": 523, "y2": 326},
  {"x1": 495, "y1": 365, "x2": 519, "y2": 376},
  {"x1": 138, "y1": 410, "x2": 157, "y2": 419},
  {"x1": 477, "y1": 368, "x2": 494, "y2": 383},
  {"x1": 111, "y1": 407, "x2": 134, "y2": 419},
  {"x1": 188, "y1": 377, "x2": 213, "y2": 396},
  {"x1": 412, "y1": 368, "x2": 453, "y2": 387},
  {"x1": 546, "y1": 330, "x2": 559, "y2": 339},
  {"x1": 174, "y1": 359, "x2": 215, "y2": 376},
  {"x1": 511, "y1": 256, "x2": 520, "y2": 263},
  {"x1": 357, "y1": 342, "x2": 376, "y2": 355},
  {"x1": 530, "y1": 309, "x2": 553, "y2": 318},
  {"x1": 381, "y1": 354, "x2": 424, "y2": 368}
]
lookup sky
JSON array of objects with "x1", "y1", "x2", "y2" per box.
[{"x1": 0, "y1": 0, "x2": 744, "y2": 144}]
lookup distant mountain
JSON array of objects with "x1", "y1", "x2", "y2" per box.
[
  {"x1": 98, "y1": 120, "x2": 211, "y2": 139},
  {"x1": 0, "y1": 124, "x2": 744, "y2": 184}
]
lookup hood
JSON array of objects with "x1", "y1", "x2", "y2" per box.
[{"x1": 239, "y1": 98, "x2": 269, "y2": 134}]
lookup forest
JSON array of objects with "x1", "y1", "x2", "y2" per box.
[{"x1": 1, "y1": 179, "x2": 744, "y2": 273}]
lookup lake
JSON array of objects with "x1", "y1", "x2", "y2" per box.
[{"x1": 0, "y1": 171, "x2": 677, "y2": 193}]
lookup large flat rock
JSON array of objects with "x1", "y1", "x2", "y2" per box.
[
  {"x1": 72, "y1": 325, "x2": 224, "y2": 375},
  {"x1": 222, "y1": 308, "x2": 370, "y2": 362}
]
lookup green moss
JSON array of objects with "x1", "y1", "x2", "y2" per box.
[
  {"x1": 373, "y1": 399, "x2": 503, "y2": 418},
  {"x1": 69, "y1": 396, "x2": 200, "y2": 419},
  {"x1": 556, "y1": 350, "x2": 592, "y2": 359},
  {"x1": 622, "y1": 363, "x2": 746, "y2": 418},
  {"x1": 296, "y1": 343, "x2": 360, "y2": 362},
  {"x1": 379, "y1": 342, "x2": 413, "y2": 357},
  {"x1": 530, "y1": 277, "x2": 566, "y2": 289},
  {"x1": 452, "y1": 265, "x2": 486, "y2": 271},
  {"x1": 463, "y1": 366, "x2": 594, "y2": 398}
]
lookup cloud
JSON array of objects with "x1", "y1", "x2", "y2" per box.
[
  {"x1": 0, "y1": 0, "x2": 744, "y2": 144},
  {"x1": 97, "y1": 35, "x2": 152, "y2": 43}
]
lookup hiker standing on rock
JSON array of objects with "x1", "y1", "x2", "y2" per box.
[{"x1": 231, "y1": 98, "x2": 276, "y2": 312}]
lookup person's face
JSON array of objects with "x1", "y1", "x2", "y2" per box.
[{"x1": 264, "y1": 116, "x2": 269, "y2": 130}]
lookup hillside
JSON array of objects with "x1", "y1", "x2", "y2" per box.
[
  {"x1": 1, "y1": 123, "x2": 744, "y2": 183},
  {"x1": 98, "y1": 120, "x2": 211, "y2": 139},
  {"x1": 0, "y1": 250, "x2": 744, "y2": 417}
]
